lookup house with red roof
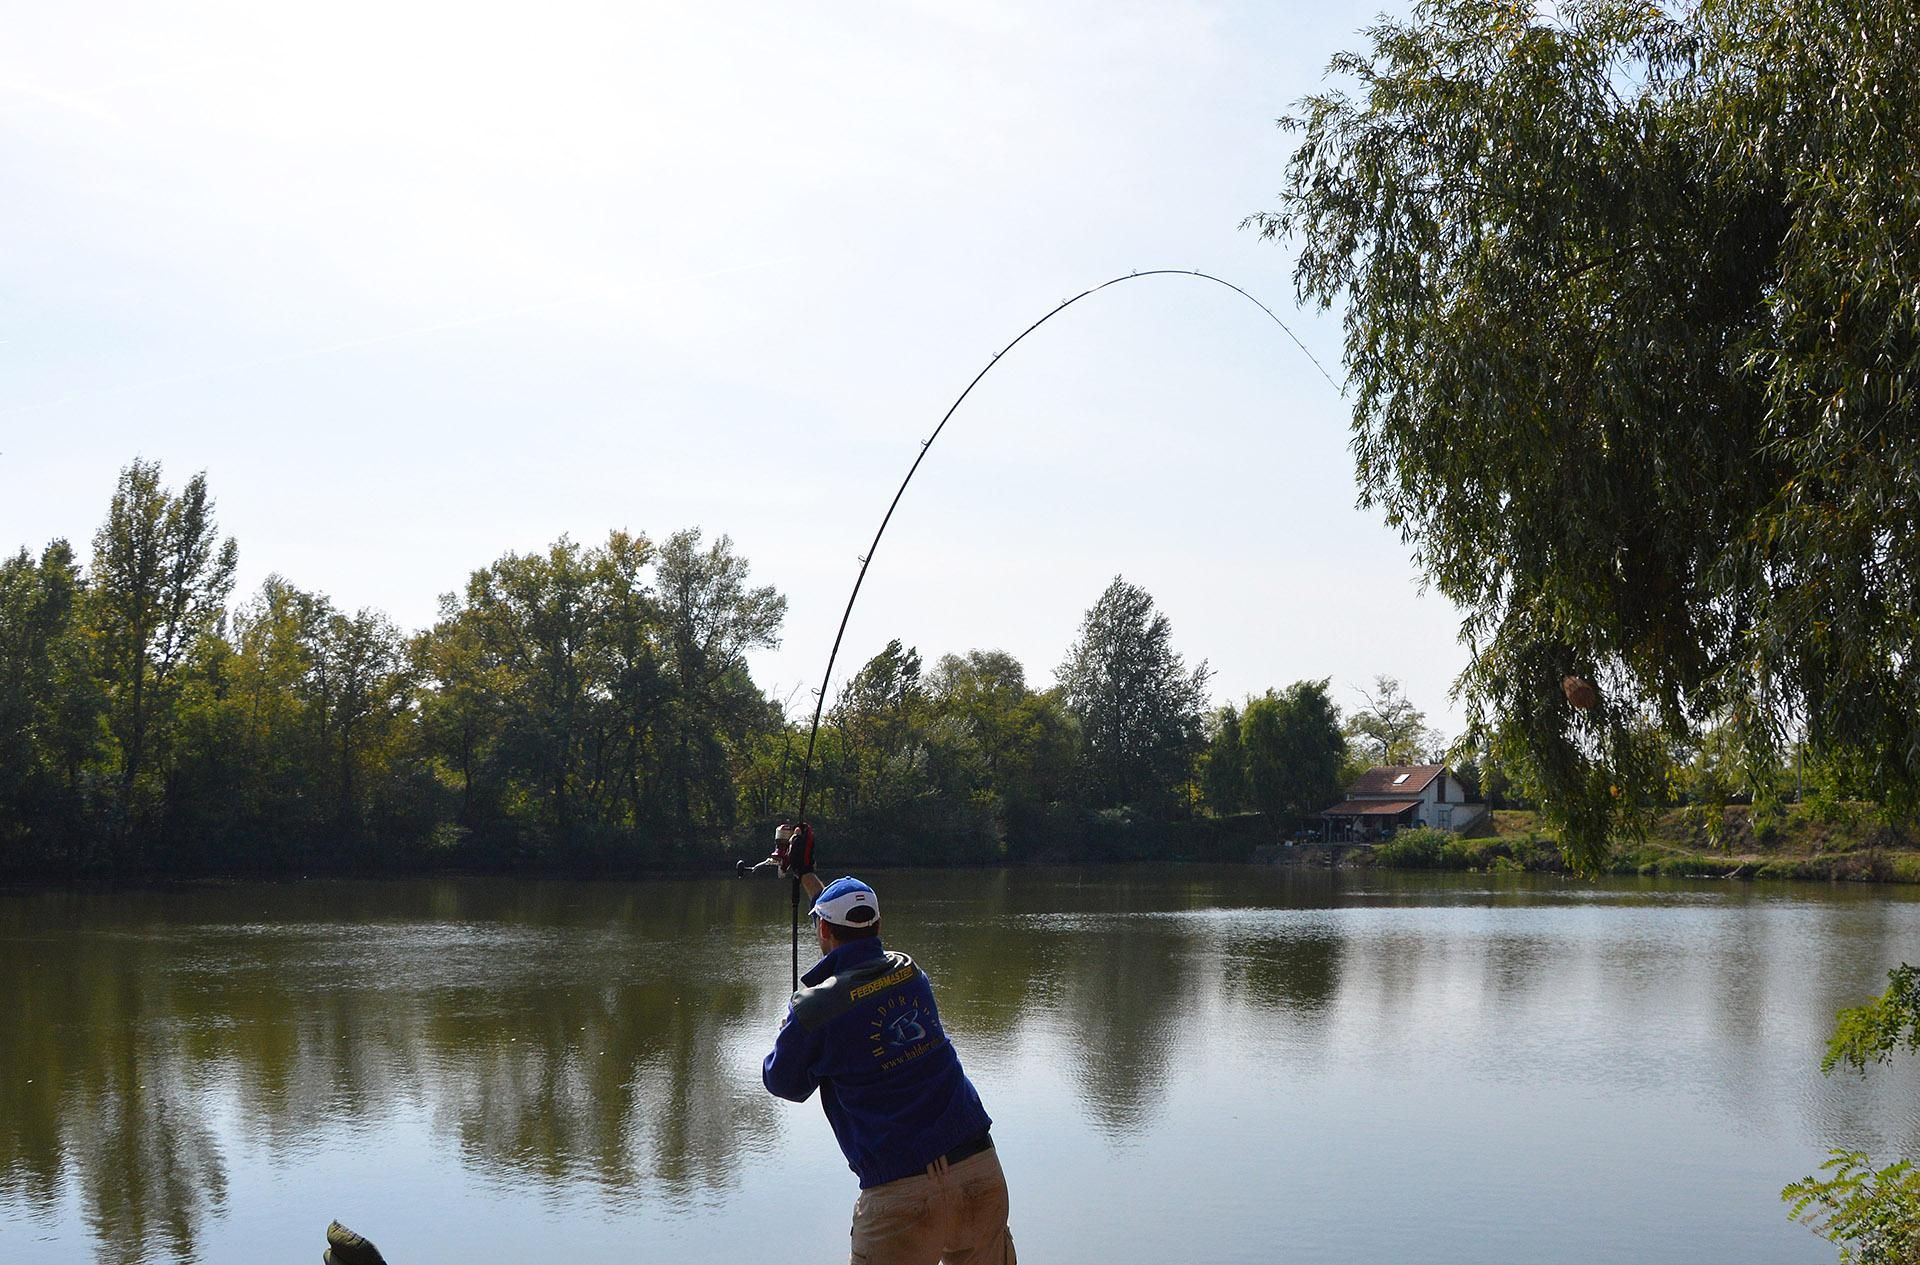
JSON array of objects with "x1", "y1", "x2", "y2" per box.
[{"x1": 1318, "y1": 764, "x2": 1488, "y2": 842}]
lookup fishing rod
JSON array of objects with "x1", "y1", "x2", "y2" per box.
[{"x1": 744, "y1": 269, "x2": 1339, "y2": 989}]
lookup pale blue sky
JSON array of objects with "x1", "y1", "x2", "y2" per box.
[{"x1": 0, "y1": 0, "x2": 1469, "y2": 737}]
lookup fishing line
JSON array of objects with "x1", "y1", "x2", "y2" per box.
[{"x1": 789, "y1": 267, "x2": 1341, "y2": 836}]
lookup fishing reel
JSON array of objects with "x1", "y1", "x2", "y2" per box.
[{"x1": 735, "y1": 821, "x2": 802, "y2": 877}]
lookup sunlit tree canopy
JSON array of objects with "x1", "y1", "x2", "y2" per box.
[{"x1": 1257, "y1": 0, "x2": 1920, "y2": 866}]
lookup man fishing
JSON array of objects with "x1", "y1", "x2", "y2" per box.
[{"x1": 761, "y1": 825, "x2": 1015, "y2": 1265}]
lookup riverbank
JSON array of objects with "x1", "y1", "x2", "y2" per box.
[
  {"x1": 8, "y1": 802, "x2": 1915, "y2": 889},
  {"x1": 1355, "y1": 805, "x2": 1920, "y2": 883}
]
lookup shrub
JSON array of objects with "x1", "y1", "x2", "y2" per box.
[
  {"x1": 1372, "y1": 827, "x2": 1452, "y2": 868},
  {"x1": 1785, "y1": 1153, "x2": 1920, "y2": 1265}
]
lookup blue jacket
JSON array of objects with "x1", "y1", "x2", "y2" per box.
[{"x1": 763, "y1": 937, "x2": 991, "y2": 1188}]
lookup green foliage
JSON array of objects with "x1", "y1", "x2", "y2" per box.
[
  {"x1": 88, "y1": 460, "x2": 239, "y2": 855},
  {"x1": 1344, "y1": 676, "x2": 1436, "y2": 766},
  {"x1": 1673, "y1": 721, "x2": 1749, "y2": 807},
  {"x1": 423, "y1": 528, "x2": 783, "y2": 858},
  {"x1": 1784, "y1": 964, "x2": 1920, "y2": 1262},
  {"x1": 0, "y1": 463, "x2": 807, "y2": 876},
  {"x1": 186, "y1": 576, "x2": 417, "y2": 868},
  {"x1": 1200, "y1": 705, "x2": 1248, "y2": 815},
  {"x1": 797, "y1": 642, "x2": 1085, "y2": 862},
  {"x1": 1259, "y1": 0, "x2": 1920, "y2": 871},
  {"x1": 1371, "y1": 826, "x2": 1453, "y2": 868},
  {"x1": 1, "y1": 466, "x2": 1350, "y2": 874},
  {"x1": 654, "y1": 528, "x2": 787, "y2": 825},
  {"x1": 1479, "y1": 757, "x2": 1523, "y2": 810},
  {"x1": 1785, "y1": 1153, "x2": 1920, "y2": 1265},
  {"x1": 1373, "y1": 825, "x2": 1563, "y2": 872},
  {"x1": 1205, "y1": 685, "x2": 1347, "y2": 826},
  {"x1": 926, "y1": 650, "x2": 1079, "y2": 815},
  {"x1": 826, "y1": 638, "x2": 931, "y2": 816},
  {"x1": 1824, "y1": 967, "x2": 1920, "y2": 1077},
  {"x1": 1058, "y1": 576, "x2": 1210, "y2": 813},
  {"x1": 1242, "y1": 680, "x2": 1346, "y2": 828},
  {"x1": 0, "y1": 541, "x2": 105, "y2": 872},
  {"x1": 1375, "y1": 805, "x2": 1920, "y2": 880}
]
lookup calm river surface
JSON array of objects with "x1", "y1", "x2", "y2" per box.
[{"x1": 3, "y1": 868, "x2": 1918, "y2": 1264}]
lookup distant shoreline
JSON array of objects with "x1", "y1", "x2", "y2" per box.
[{"x1": 1299, "y1": 805, "x2": 1920, "y2": 886}]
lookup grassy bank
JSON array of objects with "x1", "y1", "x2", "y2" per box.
[{"x1": 1363, "y1": 805, "x2": 1920, "y2": 884}]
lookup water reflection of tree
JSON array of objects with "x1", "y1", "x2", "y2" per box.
[
  {"x1": 0, "y1": 880, "x2": 791, "y2": 1259},
  {"x1": 0, "y1": 897, "x2": 72, "y2": 1208},
  {"x1": 0, "y1": 892, "x2": 229, "y2": 1265},
  {"x1": 74, "y1": 1056, "x2": 227, "y2": 1265},
  {"x1": 1051, "y1": 913, "x2": 1197, "y2": 1139},
  {"x1": 905, "y1": 868, "x2": 1052, "y2": 1042},
  {"x1": 1692, "y1": 890, "x2": 1920, "y2": 1159},
  {"x1": 888, "y1": 867, "x2": 1350, "y2": 1140},
  {"x1": 15, "y1": 871, "x2": 1915, "y2": 1264},
  {"x1": 1219, "y1": 928, "x2": 1344, "y2": 1016}
]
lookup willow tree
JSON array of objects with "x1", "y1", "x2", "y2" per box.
[
  {"x1": 1244, "y1": 680, "x2": 1346, "y2": 828},
  {"x1": 1201, "y1": 705, "x2": 1248, "y2": 815},
  {"x1": 1257, "y1": 0, "x2": 1920, "y2": 866}
]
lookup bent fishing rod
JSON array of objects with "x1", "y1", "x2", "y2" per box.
[{"x1": 744, "y1": 268, "x2": 1339, "y2": 989}]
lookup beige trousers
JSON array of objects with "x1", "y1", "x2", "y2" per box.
[{"x1": 849, "y1": 1147, "x2": 1016, "y2": 1265}]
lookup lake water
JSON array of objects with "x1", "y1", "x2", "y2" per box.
[{"x1": 2, "y1": 868, "x2": 1917, "y2": 1264}]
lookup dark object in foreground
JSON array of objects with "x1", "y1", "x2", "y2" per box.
[{"x1": 325, "y1": 1221, "x2": 389, "y2": 1265}]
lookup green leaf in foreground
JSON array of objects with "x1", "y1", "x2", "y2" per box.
[
  {"x1": 1824, "y1": 965, "x2": 1920, "y2": 1077},
  {"x1": 1783, "y1": 1151, "x2": 1920, "y2": 1265}
]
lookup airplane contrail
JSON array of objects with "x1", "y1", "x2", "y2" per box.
[{"x1": 0, "y1": 257, "x2": 787, "y2": 419}]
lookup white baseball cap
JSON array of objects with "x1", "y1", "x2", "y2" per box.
[{"x1": 810, "y1": 876, "x2": 879, "y2": 928}]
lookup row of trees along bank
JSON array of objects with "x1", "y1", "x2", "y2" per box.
[{"x1": 1, "y1": 460, "x2": 1362, "y2": 881}]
